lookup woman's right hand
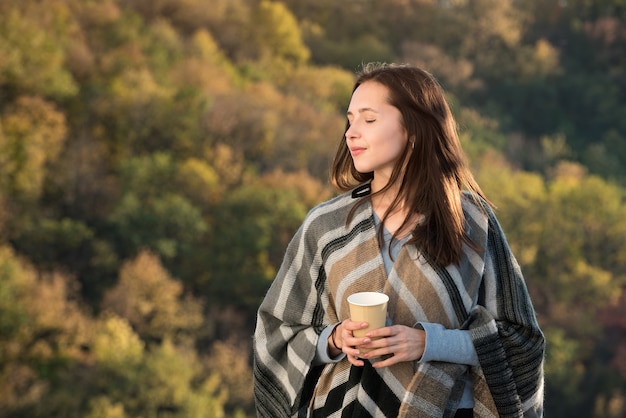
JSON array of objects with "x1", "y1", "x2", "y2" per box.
[{"x1": 336, "y1": 319, "x2": 371, "y2": 366}]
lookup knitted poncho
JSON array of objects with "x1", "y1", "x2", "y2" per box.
[{"x1": 253, "y1": 187, "x2": 544, "y2": 417}]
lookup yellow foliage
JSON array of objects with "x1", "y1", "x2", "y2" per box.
[
  {"x1": 190, "y1": 29, "x2": 225, "y2": 62},
  {"x1": 252, "y1": 0, "x2": 310, "y2": 65},
  {"x1": 533, "y1": 38, "x2": 560, "y2": 76},
  {"x1": 142, "y1": 338, "x2": 195, "y2": 405},
  {"x1": 0, "y1": 246, "x2": 92, "y2": 361},
  {"x1": 274, "y1": 64, "x2": 355, "y2": 112},
  {"x1": 206, "y1": 143, "x2": 245, "y2": 189},
  {"x1": 0, "y1": 5, "x2": 78, "y2": 97},
  {"x1": 177, "y1": 157, "x2": 223, "y2": 205},
  {"x1": 256, "y1": 169, "x2": 333, "y2": 208},
  {"x1": 195, "y1": 373, "x2": 228, "y2": 418},
  {"x1": 476, "y1": 154, "x2": 547, "y2": 210},
  {"x1": 102, "y1": 251, "x2": 204, "y2": 341},
  {"x1": 0, "y1": 96, "x2": 67, "y2": 198},
  {"x1": 85, "y1": 396, "x2": 128, "y2": 418},
  {"x1": 129, "y1": 338, "x2": 227, "y2": 417},
  {"x1": 548, "y1": 161, "x2": 588, "y2": 183},
  {"x1": 27, "y1": 272, "x2": 93, "y2": 360},
  {"x1": 173, "y1": 29, "x2": 237, "y2": 95},
  {"x1": 93, "y1": 314, "x2": 144, "y2": 369},
  {"x1": 110, "y1": 68, "x2": 173, "y2": 107},
  {"x1": 0, "y1": 246, "x2": 97, "y2": 412},
  {"x1": 473, "y1": 0, "x2": 522, "y2": 47}
]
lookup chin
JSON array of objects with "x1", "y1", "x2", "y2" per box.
[{"x1": 352, "y1": 163, "x2": 372, "y2": 173}]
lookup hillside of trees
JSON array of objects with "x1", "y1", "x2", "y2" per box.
[{"x1": 0, "y1": 0, "x2": 625, "y2": 416}]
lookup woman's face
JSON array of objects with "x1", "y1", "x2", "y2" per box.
[{"x1": 345, "y1": 81, "x2": 408, "y2": 183}]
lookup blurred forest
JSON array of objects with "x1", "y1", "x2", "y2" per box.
[{"x1": 0, "y1": 0, "x2": 625, "y2": 416}]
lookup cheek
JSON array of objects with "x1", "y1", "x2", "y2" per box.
[{"x1": 391, "y1": 128, "x2": 409, "y2": 153}]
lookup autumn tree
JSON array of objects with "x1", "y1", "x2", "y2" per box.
[
  {"x1": 0, "y1": 0, "x2": 78, "y2": 99},
  {"x1": 0, "y1": 97, "x2": 67, "y2": 200},
  {"x1": 91, "y1": 314, "x2": 227, "y2": 418},
  {"x1": 0, "y1": 246, "x2": 92, "y2": 417},
  {"x1": 101, "y1": 251, "x2": 204, "y2": 344}
]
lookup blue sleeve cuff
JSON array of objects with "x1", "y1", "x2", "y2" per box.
[
  {"x1": 415, "y1": 322, "x2": 479, "y2": 366},
  {"x1": 313, "y1": 323, "x2": 346, "y2": 365}
]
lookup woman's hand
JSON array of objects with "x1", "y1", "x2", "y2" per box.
[
  {"x1": 332, "y1": 319, "x2": 371, "y2": 366},
  {"x1": 357, "y1": 325, "x2": 426, "y2": 368},
  {"x1": 334, "y1": 321, "x2": 426, "y2": 368}
]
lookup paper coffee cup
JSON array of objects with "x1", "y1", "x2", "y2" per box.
[{"x1": 347, "y1": 292, "x2": 389, "y2": 338}]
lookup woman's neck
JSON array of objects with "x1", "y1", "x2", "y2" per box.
[
  {"x1": 370, "y1": 173, "x2": 423, "y2": 238},
  {"x1": 371, "y1": 189, "x2": 416, "y2": 238}
]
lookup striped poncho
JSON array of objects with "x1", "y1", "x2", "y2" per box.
[{"x1": 253, "y1": 187, "x2": 545, "y2": 417}]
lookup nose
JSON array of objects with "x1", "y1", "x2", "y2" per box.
[{"x1": 345, "y1": 123, "x2": 358, "y2": 141}]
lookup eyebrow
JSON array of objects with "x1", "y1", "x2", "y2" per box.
[{"x1": 346, "y1": 107, "x2": 379, "y2": 117}]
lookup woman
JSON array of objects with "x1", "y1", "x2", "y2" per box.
[{"x1": 253, "y1": 63, "x2": 544, "y2": 417}]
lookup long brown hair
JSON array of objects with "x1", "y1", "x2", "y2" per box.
[{"x1": 330, "y1": 62, "x2": 491, "y2": 266}]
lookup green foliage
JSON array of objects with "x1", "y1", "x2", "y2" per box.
[
  {"x1": 305, "y1": 33, "x2": 395, "y2": 72},
  {"x1": 13, "y1": 217, "x2": 93, "y2": 268},
  {"x1": 543, "y1": 328, "x2": 585, "y2": 402},
  {"x1": 207, "y1": 183, "x2": 309, "y2": 310},
  {"x1": 108, "y1": 153, "x2": 208, "y2": 260},
  {"x1": 455, "y1": 104, "x2": 506, "y2": 161},
  {"x1": 0, "y1": 246, "x2": 30, "y2": 349}
]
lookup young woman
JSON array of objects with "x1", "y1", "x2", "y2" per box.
[{"x1": 253, "y1": 63, "x2": 544, "y2": 417}]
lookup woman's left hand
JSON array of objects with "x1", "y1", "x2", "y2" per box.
[{"x1": 357, "y1": 325, "x2": 426, "y2": 368}]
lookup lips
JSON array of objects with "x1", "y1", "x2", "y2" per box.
[{"x1": 349, "y1": 147, "x2": 366, "y2": 156}]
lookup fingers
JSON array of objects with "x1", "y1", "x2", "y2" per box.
[
  {"x1": 353, "y1": 325, "x2": 425, "y2": 368},
  {"x1": 339, "y1": 323, "x2": 425, "y2": 368},
  {"x1": 342, "y1": 319, "x2": 369, "y2": 332},
  {"x1": 340, "y1": 319, "x2": 371, "y2": 366},
  {"x1": 363, "y1": 325, "x2": 396, "y2": 339}
]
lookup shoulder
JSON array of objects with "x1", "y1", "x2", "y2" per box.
[
  {"x1": 461, "y1": 191, "x2": 492, "y2": 223},
  {"x1": 300, "y1": 185, "x2": 372, "y2": 237},
  {"x1": 460, "y1": 191, "x2": 502, "y2": 245},
  {"x1": 461, "y1": 191, "x2": 512, "y2": 248},
  {"x1": 305, "y1": 189, "x2": 363, "y2": 226}
]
